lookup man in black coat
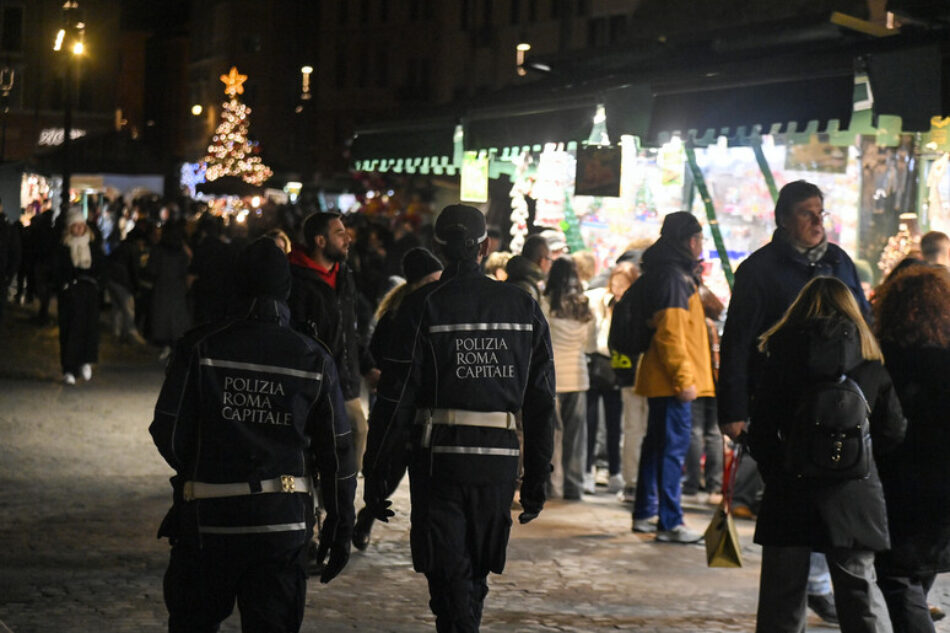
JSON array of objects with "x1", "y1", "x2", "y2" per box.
[
  {"x1": 288, "y1": 212, "x2": 377, "y2": 471},
  {"x1": 363, "y1": 204, "x2": 556, "y2": 633},
  {"x1": 150, "y1": 238, "x2": 356, "y2": 632},
  {"x1": 0, "y1": 198, "x2": 21, "y2": 324},
  {"x1": 717, "y1": 180, "x2": 871, "y2": 623}
]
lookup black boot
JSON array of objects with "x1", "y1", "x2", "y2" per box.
[
  {"x1": 352, "y1": 507, "x2": 375, "y2": 551},
  {"x1": 807, "y1": 593, "x2": 839, "y2": 625}
]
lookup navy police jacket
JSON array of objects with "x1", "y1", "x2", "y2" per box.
[
  {"x1": 150, "y1": 297, "x2": 356, "y2": 547},
  {"x1": 363, "y1": 259, "x2": 556, "y2": 503}
]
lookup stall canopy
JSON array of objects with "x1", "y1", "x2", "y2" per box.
[
  {"x1": 867, "y1": 44, "x2": 946, "y2": 131},
  {"x1": 350, "y1": 117, "x2": 457, "y2": 173},
  {"x1": 464, "y1": 100, "x2": 597, "y2": 151},
  {"x1": 646, "y1": 72, "x2": 855, "y2": 144}
]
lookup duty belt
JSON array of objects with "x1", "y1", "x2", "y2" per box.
[
  {"x1": 429, "y1": 409, "x2": 515, "y2": 430},
  {"x1": 183, "y1": 475, "x2": 312, "y2": 502}
]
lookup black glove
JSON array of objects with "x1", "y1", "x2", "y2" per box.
[
  {"x1": 319, "y1": 542, "x2": 350, "y2": 584},
  {"x1": 518, "y1": 482, "x2": 544, "y2": 525},
  {"x1": 363, "y1": 476, "x2": 396, "y2": 522},
  {"x1": 313, "y1": 522, "x2": 351, "y2": 584}
]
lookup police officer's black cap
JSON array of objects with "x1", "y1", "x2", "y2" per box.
[
  {"x1": 434, "y1": 204, "x2": 487, "y2": 247},
  {"x1": 237, "y1": 237, "x2": 292, "y2": 301}
]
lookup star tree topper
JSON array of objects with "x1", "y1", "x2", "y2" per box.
[{"x1": 220, "y1": 66, "x2": 248, "y2": 98}]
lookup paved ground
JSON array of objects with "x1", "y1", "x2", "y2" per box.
[{"x1": 1, "y1": 302, "x2": 948, "y2": 632}]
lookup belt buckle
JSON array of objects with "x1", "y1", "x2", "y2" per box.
[{"x1": 280, "y1": 475, "x2": 295, "y2": 493}]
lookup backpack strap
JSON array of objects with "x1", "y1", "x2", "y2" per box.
[{"x1": 839, "y1": 375, "x2": 871, "y2": 414}]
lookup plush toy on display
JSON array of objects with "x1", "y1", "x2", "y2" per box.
[{"x1": 877, "y1": 218, "x2": 920, "y2": 278}]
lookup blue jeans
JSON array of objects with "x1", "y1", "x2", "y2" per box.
[{"x1": 633, "y1": 397, "x2": 693, "y2": 530}]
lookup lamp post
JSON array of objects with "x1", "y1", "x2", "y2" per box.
[{"x1": 54, "y1": 1, "x2": 85, "y2": 218}]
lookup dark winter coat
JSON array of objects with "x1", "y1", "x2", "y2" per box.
[
  {"x1": 749, "y1": 318, "x2": 905, "y2": 552},
  {"x1": 876, "y1": 344, "x2": 950, "y2": 576},
  {"x1": 718, "y1": 230, "x2": 871, "y2": 424},
  {"x1": 189, "y1": 237, "x2": 239, "y2": 325},
  {"x1": 288, "y1": 258, "x2": 367, "y2": 401},
  {"x1": 147, "y1": 244, "x2": 192, "y2": 344}
]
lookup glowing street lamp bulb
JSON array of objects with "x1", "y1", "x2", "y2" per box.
[
  {"x1": 251, "y1": 196, "x2": 261, "y2": 208},
  {"x1": 516, "y1": 42, "x2": 531, "y2": 52},
  {"x1": 301, "y1": 65, "x2": 313, "y2": 75},
  {"x1": 191, "y1": 104, "x2": 203, "y2": 116},
  {"x1": 72, "y1": 41, "x2": 84, "y2": 55},
  {"x1": 53, "y1": 29, "x2": 65, "y2": 51}
]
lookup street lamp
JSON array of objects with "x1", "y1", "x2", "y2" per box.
[
  {"x1": 516, "y1": 42, "x2": 531, "y2": 76},
  {"x1": 54, "y1": 1, "x2": 85, "y2": 218}
]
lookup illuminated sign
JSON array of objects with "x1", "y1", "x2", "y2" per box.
[
  {"x1": 38, "y1": 128, "x2": 87, "y2": 146},
  {"x1": 460, "y1": 152, "x2": 489, "y2": 203}
]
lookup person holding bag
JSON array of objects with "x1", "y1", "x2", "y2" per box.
[{"x1": 749, "y1": 276, "x2": 905, "y2": 633}]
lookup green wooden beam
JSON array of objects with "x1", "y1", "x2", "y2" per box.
[{"x1": 685, "y1": 143, "x2": 735, "y2": 290}]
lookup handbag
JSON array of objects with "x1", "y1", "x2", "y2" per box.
[
  {"x1": 703, "y1": 442, "x2": 743, "y2": 568},
  {"x1": 587, "y1": 353, "x2": 617, "y2": 391}
]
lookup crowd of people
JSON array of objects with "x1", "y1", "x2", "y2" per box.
[{"x1": 4, "y1": 181, "x2": 950, "y2": 633}]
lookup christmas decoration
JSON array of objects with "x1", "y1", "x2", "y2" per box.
[
  {"x1": 508, "y1": 151, "x2": 533, "y2": 254},
  {"x1": 203, "y1": 66, "x2": 272, "y2": 186},
  {"x1": 559, "y1": 191, "x2": 585, "y2": 253},
  {"x1": 877, "y1": 217, "x2": 920, "y2": 278}
]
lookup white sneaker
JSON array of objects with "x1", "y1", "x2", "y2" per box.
[
  {"x1": 655, "y1": 524, "x2": 703, "y2": 544},
  {"x1": 80, "y1": 364, "x2": 92, "y2": 381},
  {"x1": 607, "y1": 473, "x2": 625, "y2": 494},
  {"x1": 63, "y1": 373, "x2": 76, "y2": 385},
  {"x1": 632, "y1": 516, "x2": 658, "y2": 533},
  {"x1": 583, "y1": 471, "x2": 596, "y2": 495}
]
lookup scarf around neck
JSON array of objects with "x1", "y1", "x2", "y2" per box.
[{"x1": 64, "y1": 231, "x2": 92, "y2": 269}]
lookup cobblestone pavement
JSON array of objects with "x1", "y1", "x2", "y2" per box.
[{"x1": 1, "y1": 303, "x2": 948, "y2": 632}]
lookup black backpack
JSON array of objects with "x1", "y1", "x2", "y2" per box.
[
  {"x1": 783, "y1": 374, "x2": 871, "y2": 480},
  {"x1": 608, "y1": 276, "x2": 653, "y2": 363}
]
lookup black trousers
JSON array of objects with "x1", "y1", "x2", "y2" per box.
[
  {"x1": 409, "y1": 465, "x2": 515, "y2": 633},
  {"x1": 164, "y1": 536, "x2": 308, "y2": 633},
  {"x1": 58, "y1": 281, "x2": 99, "y2": 374},
  {"x1": 877, "y1": 571, "x2": 936, "y2": 633}
]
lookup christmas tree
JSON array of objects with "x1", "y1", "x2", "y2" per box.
[{"x1": 203, "y1": 66, "x2": 272, "y2": 186}]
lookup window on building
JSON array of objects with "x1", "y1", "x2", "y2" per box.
[
  {"x1": 358, "y1": 49, "x2": 368, "y2": 87},
  {"x1": 482, "y1": 0, "x2": 493, "y2": 25},
  {"x1": 461, "y1": 0, "x2": 470, "y2": 30},
  {"x1": 336, "y1": 52, "x2": 347, "y2": 88},
  {"x1": 510, "y1": 0, "x2": 520, "y2": 24},
  {"x1": 609, "y1": 14, "x2": 627, "y2": 42},
  {"x1": 0, "y1": 6, "x2": 23, "y2": 53},
  {"x1": 338, "y1": 0, "x2": 348, "y2": 25},
  {"x1": 375, "y1": 46, "x2": 388, "y2": 87}
]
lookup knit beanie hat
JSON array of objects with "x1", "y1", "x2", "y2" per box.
[
  {"x1": 237, "y1": 237, "x2": 292, "y2": 300},
  {"x1": 660, "y1": 211, "x2": 702, "y2": 241},
  {"x1": 402, "y1": 247, "x2": 443, "y2": 285},
  {"x1": 65, "y1": 209, "x2": 85, "y2": 227}
]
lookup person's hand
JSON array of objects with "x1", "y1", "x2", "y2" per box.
[
  {"x1": 364, "y1": 368, "x2": 381, "y2": 389},
  {"x1": 319, "y1": 542, "x2": 350, "y2": 584},
  {"x1": 720, "y1": 420, "x2": 748, "y2": 441},
  {"x1": 366, "y1": 499, "x2": 394, "y2": 522},
  {"x1": 518, "y1": 485, "x2": 544, "y2": 524},
  {"x1": 675, "y1": 384, "x2": 698, "y2": 402}
]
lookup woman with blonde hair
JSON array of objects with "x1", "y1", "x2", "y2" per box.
[{"x1": 749, "y1": 276, "x2": 905, "y2": 633}]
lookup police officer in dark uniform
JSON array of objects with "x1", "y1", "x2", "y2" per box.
[
  {"x1": 362, "y1": 204, "x2": 556, "y2": 633},
  {"x1": 150, "y1": 238, "x2": 356, "y2": 633}
]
